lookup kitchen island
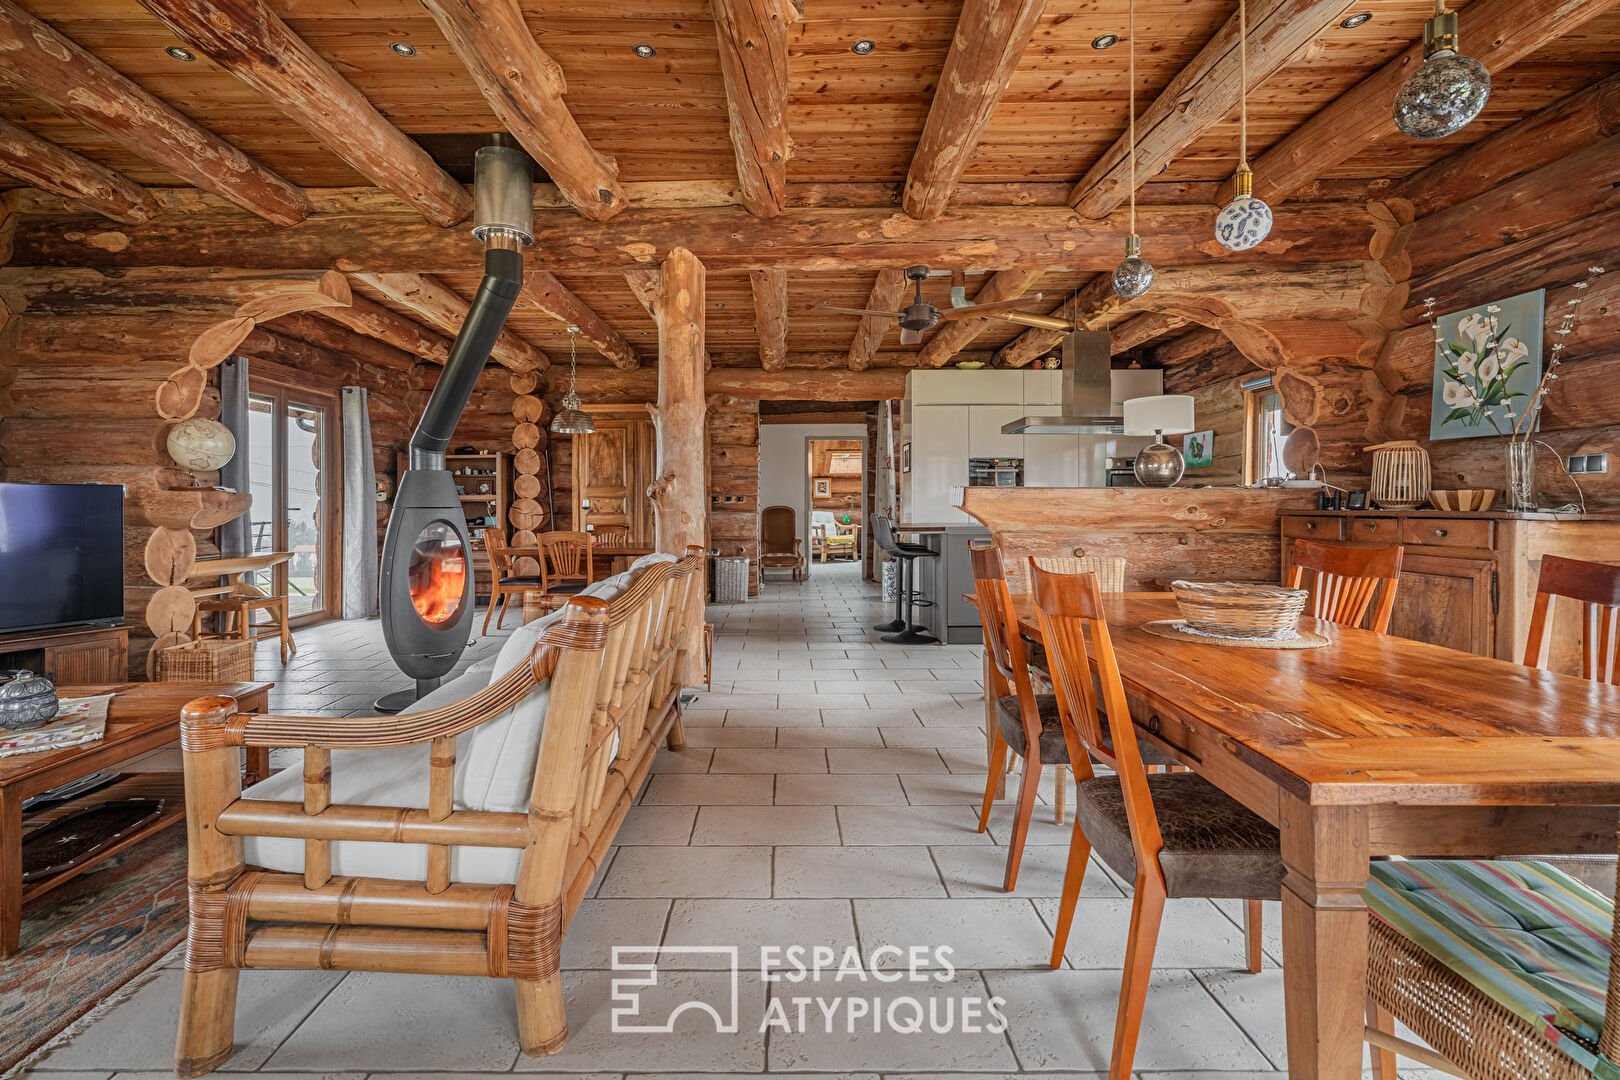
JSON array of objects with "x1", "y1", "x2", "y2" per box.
[{"x1": 894, "y1": 522, "x2": 990, "y2": 644}]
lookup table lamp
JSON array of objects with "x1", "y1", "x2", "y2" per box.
[{"x1": 1123, "y1": 395, "x2": 1196, "y2": 487}]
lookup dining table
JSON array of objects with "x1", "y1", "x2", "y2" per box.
[
  {"x1": 974, "y1": 590, "x2": 1620, "y2": 1080},
  {"x1": 507, "y1": 543, "x2": 655, "y2": 582}
]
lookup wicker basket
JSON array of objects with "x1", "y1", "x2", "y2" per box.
[
  {"x1": 1170, "y1": 580, "x2": 1308, "y2": 639},
  {"x1": 156, "y1": 638, "x2": 255, "y2": 682}
]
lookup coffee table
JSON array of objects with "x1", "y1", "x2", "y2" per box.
[{"x1": 0, "y1": 680, "x2": 271, "y2": 956}]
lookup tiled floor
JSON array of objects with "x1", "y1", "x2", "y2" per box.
[{"x1": 27, "y1": 561, "x2": 1437, "y2": 1079}]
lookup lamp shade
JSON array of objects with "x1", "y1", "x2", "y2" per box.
[{"x1": 1122, "y1": 395, "x2": 1195, "y2": 437}]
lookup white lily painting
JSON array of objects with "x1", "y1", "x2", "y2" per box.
[{"x1": 1429, "y1": 289, "x2": 1545, "y2": 441}]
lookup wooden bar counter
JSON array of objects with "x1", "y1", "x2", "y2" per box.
[{"x1": 954, "y1": 486, "x2": 1319, "y2": 591}]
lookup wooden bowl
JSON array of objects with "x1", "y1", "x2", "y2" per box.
[
  {"x1": 1428, "y1": 489, "x2": 1498, "y2": 512},
  {"x1": 1170, "y1": 580, "x2": 1308, "y2": 639}
]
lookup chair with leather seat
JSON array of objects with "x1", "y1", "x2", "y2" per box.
[
  {"x1": 480, "y1": 528, "x2": 545, "y2": 634},
  {"x1": 1030, "y1": 561, "x2": 1283, "y2": 1080},
  {"x1": 871, "y1": 516, "x2": 938, "y2": 645}
]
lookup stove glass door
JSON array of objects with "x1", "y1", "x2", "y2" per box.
[{"x1": 408, "y1": 521, "x2": 467, "y2": 628}]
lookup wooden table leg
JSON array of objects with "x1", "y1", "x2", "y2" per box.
[
  {"x1": 1, "y1": 787, "x2": 22, "y2": 957},
  {"x1": 244, "y1": 747, "x2": 270, "y2": 786},
  {"x1": 1279, "y1": 795, "x2": 1369, "y2": 1080}
]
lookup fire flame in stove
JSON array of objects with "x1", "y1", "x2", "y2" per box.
[{"x1": 408, "y1": 524, "x2": 467, "y2": 628}]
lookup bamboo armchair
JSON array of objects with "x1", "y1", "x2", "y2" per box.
[{"x1": 174, "y1": 550, "x2": 707, "y2": 1076}]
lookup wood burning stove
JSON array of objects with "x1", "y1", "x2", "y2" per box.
[{"x1": 376, "y1": 145, "x2": 533, "y2": 712}]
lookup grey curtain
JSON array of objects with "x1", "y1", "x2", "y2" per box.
[
  {"x1": 340, "y1": 387, "x2": 379, "y2": 619},
  {"x1": 217, "y1": 357, "x2": 251, "y2": 557}
]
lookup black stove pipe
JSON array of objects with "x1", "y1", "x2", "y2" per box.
[{"x1": 407, "y1": 243, "x2": 523, "y2": 471}]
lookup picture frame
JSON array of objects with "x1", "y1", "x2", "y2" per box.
[
  {"x1": 813, "y1": 477, "x2": 831, "y2": 498},
  {"x1": 1182, "y1": 430, "x2": 1215, "y2": 469},
  {"x1": 901, "y1": 442, "x2": 911, "y2": 473},
  {"x1": 1429, "y1": 289, "x2": 1545, "y2": 441}
]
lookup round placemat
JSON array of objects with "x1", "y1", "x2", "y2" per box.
[{"x1": 1141, "y1": 619, "x2": 1331, "y2": 650}]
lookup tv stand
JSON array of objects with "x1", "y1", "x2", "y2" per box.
[{"x1": 0, "y1": 625, "x2": 128, "y2": 683}]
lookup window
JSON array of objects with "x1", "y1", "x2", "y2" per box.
[{"x1": 1243, "y1": 377, "x2": 1291, "y2": 484}]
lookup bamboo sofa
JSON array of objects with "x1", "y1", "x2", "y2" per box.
[{"x1": 173, "y1": 549, "x2": 706, "y2": 1076}]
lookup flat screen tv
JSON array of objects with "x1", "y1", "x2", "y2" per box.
[{"x1": 0, "y1": 482, "x2": 125, "y2": 634}]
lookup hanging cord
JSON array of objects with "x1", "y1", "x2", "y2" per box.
[
  {"x1": 1127, "y1": 0, "x2": 1137, "y2": 236},
  {"x1": 1238, "y1": 0, "x2": 1248, "y2": 170}
]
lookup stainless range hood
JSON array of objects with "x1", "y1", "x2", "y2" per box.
[{"x1": 1001, "y1": 330, "x2": 1124, "y2": 434}]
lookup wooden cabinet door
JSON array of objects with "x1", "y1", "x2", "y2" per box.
[
  {"x1": 1388, "y1": 552, "x2": 1496, "y2": 657},
  {"x1": 572, "y1": 419, "x2": 655, "y2": 543},
  {"x1": 44, "y1": 628, "x2": 128, "y2": 683}
]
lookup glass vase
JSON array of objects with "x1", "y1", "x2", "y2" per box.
[{"x1": 1505, "y1": 440, "x2": 1536, "y2": 512}]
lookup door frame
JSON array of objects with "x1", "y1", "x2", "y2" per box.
[
  {"x1": 569, "y1": 406, "x2": 657, "y2": 543},
  {"x1": 245, "y1": 371, "x2": 344, "y2": 628},
  {"x1": 802, "y1": 436, "x2": 868, "y2": 576}
]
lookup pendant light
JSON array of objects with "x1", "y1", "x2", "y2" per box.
[
  {"x1": 1112, "y1": 0, "x2": 1153, "y2": 300},
  {"x1": 550, "y1": 325, "x2": 595, "y2": 435},
  {"x1": 1393, "y1": 0, "x2": 1490, "y2": 139},
  {"x1": 1214, "y1": 0, "x2": 1273, "y2": 252}
]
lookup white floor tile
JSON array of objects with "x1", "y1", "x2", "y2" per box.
[
  {"x1": 597, "y1": 846, "x2": 773, "y2": 898},
  {"x1": 774, "y1": 846, "x2": 946, "y2": 898}
]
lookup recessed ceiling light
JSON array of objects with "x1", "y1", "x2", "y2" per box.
[
  {"x1": 1090, "y1": 33, "x2": 1119, "y2": 49},
  {"x1": 389, "y1": 41, "x2": 417, "y2": 56},
  {"x1": 633, "y1": 43, "x2": 657, "y2": 58},
  {"x1": 165, "y1": 45, "x2": 196, "y2": 61},
  {"x1": 851, "y1": 39, "x2": 876, "y2": 55},
  {"x1": 1339, "y1": 11, "x2": 1373, "y2": 28}
]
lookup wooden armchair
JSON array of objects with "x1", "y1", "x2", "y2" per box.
[
  {"x1": 174, "y1": 551, "x2": 707, "y2": 1075},
  {"x1": 760, "y1": 505, "x2": 806, "y2": 582},
  {"x1": 481, "y1": 527, "x2": 545, "y2": 634}
]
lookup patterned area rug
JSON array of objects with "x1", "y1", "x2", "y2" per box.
[{"x1": 0, "y1": 824, "x2": 188, "y2": 1074}]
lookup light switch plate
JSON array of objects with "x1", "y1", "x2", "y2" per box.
[{"x1": 1586, "y1": 453, "x2": 1609, "y2": 474}]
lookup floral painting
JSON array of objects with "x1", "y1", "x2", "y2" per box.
[{"x1": 1429, "y1": 289, "x2": 1545, "y2": 441}]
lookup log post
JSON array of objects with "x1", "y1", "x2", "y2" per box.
[{"x1": 651, "y1": 247, "x2": 708, "y2": 685}]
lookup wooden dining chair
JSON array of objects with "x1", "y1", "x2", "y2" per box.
[
  {"x1": 591, "y1": 527, "x2": 630, "y2": 548},
  {"x1": 1364, "y1": 555, "x2": 1620, "y2": 1080},
  {"x1": 1030, "y1": 562, "x2": 1283, "y2": 1080},
  {"x1": 480, "y1": 528, "x2": 545, "y2": 634},
  {"x1": 1287, "y1": 539, "x2": 1404, "y2": 632},
  {"x1": 537, "y1": 530, "x2": 594, "y2": 597}
]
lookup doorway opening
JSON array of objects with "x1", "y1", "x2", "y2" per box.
[
  {"x1": 806, "y1": 438, "x2": 864, "y2": 569},
  {"x1": 246, "y1": 378, "x2": 342, "y2": 626}
]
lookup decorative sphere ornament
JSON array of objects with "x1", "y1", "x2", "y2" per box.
[
  {"x1": 1214, "y1": 168, "x2": 1273, "y2": 251},
  {"x1": 1132, "y1": 441, "x2": 1185, "y2": 487},
  {"x1": 166, "y1": 417, "x2": 236, "y2": 471},
  {"x1": 1393, "y1": 11, "x2": 1490, "y2": 139},
  {"x1": 1112, "y1": 235, "x2": 1154, "y2": 299}
]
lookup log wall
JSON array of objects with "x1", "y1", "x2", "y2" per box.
[
  {"x1": 708, "y1": 394, "x2": 761, "y2": 596},
  {"x1": 1162, "y1": 332, "x2": 1254, "y2": 487}
]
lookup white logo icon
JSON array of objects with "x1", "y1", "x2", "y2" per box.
[{"x1": 610, "y1": 946, "x2": 740, "y2": 1034}]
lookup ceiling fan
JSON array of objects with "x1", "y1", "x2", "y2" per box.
[{"x1": 820, "y1": 265, "x2": 1047, "y2": 345}]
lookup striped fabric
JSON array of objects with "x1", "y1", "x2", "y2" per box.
[{"x1": 1367, "y1": 859, "x2": 1620, "y2": 1078}]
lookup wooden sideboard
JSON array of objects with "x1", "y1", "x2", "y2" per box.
[
  {"x1": 0, "y1": 624, "x2": 129, "y2": 683},
  {"x1": 1280, "y1": 510, "x2": 1620, "y2": 674}
]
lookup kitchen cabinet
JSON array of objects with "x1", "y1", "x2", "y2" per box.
[
  {"x1": 1280, "y1": 510, "x2": 1620, "y2": 675},
  {"x1": 968, "y1": 405, "x2": 1029, "y2": 459}
]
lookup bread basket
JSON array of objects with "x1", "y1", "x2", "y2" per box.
[{"x1": 1170, "y1": 581, "x2": 1309, "y2": 639}]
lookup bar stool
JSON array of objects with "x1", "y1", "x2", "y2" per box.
[{"x1": 872, "y1": 517, "x2": 940, "y2": 646}]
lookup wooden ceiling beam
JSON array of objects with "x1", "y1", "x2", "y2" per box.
[
  {"x1": 1239, "y1": 0, "x2": 1620, "y2": 207},
  {"x1": 0, "y1": 119, "x2": 157, "y2": 226},
  {"x1": 11, "y1": 203, "x2": 1381, "y2": 272},
  {"x1": 520, "y1": 271, "x2": 639, "y2": 370},
  {"x1": 623, "y1": 269, "x2": 661, "y2": 317},
  {"x1": 135, "y1": 0, "x2": 470, "y2": 228},
  {"x1": 317, "y1": 293, "x2": 452, "y2": 365},
  {"x1": 420, "y1": 0, "x2": 625, "y2": 221},
  {"x1": 903, "y1": 0, "x2": 1047, "y2": 220},
  {"x1": 750, "y1": 268, "x2": 789, "y2": 372},
  {"x1": 1392, "y1": 70, "x2": 1620, "y2": 218},
  {"x1": 354, "y1": 272, "x2": 548, "y2": 372},
  {"x1": 712, "y1": 0, "x2": 799, "y2": 218},
  {"x1": 846, "y1": 267, "x2": 908, "y2": 372},
  {"x1": 566, "y1": 366, "x2": 906, "y2": 402},
  {"x1": 1109, "y1": 312, "x2": 1190, "y2": 355},
  {"x1": 0, "y1": 0, "x2": 309, "y2": 225},
  {"x1": 917, "y1": 269, "x2": 1044, "y2": 368},
  {"x1": 264, "y1": 311, "x2": 420, "y2": 374},
  {"x1": 1069, "y1": 0, "x2": 1355, "y2": 219}
]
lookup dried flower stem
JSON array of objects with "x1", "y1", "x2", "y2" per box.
[{"x1": 1511, "y1": 266, "x2": 1605, "y2": 441}]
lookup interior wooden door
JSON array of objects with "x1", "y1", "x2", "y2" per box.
[{"x1": 571, "y1": 418, "x2": 655, "y2": 544}]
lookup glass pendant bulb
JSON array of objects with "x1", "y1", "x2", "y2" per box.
[
  {"x1": 1393, "y1": 9, "x2": 1490, "y2": 139},
  {"x1": 550, "y1": 326, "x2": 596, "y2": 435},
  {"x1": 1113, "y1": 234, "x2": 1154, "y2": 299},
  {"x1": 1215, "y1": 167, "x2": 1274, "y2": 251}
]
